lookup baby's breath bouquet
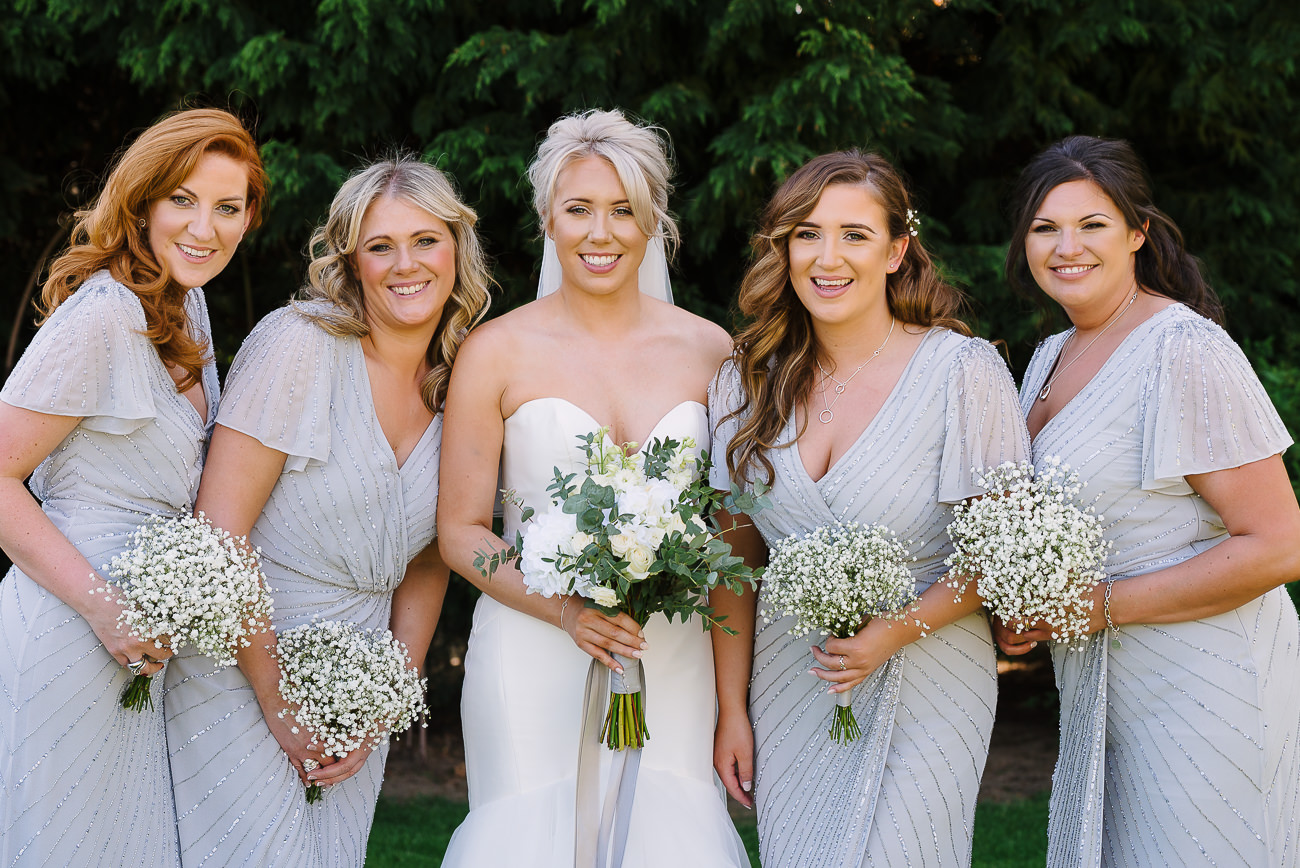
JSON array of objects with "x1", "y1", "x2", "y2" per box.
[
  {"x1": 276, "y1": 620, "x2": 428, "y2": 803},
  {"x1": 476, "y1": 429, "x2": 763, "y2": 751},
  {"x1": 761, "y1": 522, "x2": 919, "y2": 743},
  {"x1": 99, "y1": 511, "x2": 274, "y2": 712},
  {"x1": 945, "y1": 458, "x2": 1109, "y2": 643}
]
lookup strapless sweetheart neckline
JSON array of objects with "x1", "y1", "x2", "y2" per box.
[{"x1": 508, "y1": 397, "x2": 706, "y2": 454}]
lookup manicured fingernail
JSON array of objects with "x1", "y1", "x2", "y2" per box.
[
  {"x1": 1030, "y1": 642, "x2": 1038, "y2": 649},
  {"x1": 638, "y1": 630, "x2": 645, "y2": 638},
  {"x1": 307, "y1": 776, "x2": 315, "y2": 782},
  {"x1": 632, "y1": 650, "x2": 642, "y2": 658},
  {"x1": 615, "y1": 667, "x2": 624, "y2": 675},
  {"x1": 741, "y1": 780, "x2": 752, "y2": 793},
  {"x1": 639, "y1": 641, "x2": 648, "y2": 650}
]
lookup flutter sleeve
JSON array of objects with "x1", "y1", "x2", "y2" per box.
[
  {"x1": 1140, "y1": 311, "x2": 1292, "y2": 494},
  {"x1": 216, "y1": 303, "x2": 338, "y2": 473},
  {"x1": 707, "y1": 359, "x2": 746, "y2": 494},
  {"x1": 0, "y1": 272, "x2": 157, "y2": 434},
  {"x1": 938, "y1": 336, "x2": 1033, "y2": 504}
]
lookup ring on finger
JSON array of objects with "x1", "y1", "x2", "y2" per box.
[
  {"x1": 126, "y1": 658, "x2": 147, "y2": 675},
  {"x1": 302, "y1": 758, "x2": 321, "y2": 773},
  {"x1": 838, "y1": 655, "x2": 847, "y2": 671}
]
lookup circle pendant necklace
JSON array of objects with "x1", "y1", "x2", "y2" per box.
[
  {"x1": 1038, "y1": 289, "x2": 1138, "y2": 402},
  {"x1": 815, "y1": 318, "x2": 895, "y2": 424}
]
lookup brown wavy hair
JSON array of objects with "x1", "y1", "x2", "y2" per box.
[
  {"x1": 296, "y1": 154, "x2": 492, "y2": 412},
  {"x1": 40, "y1": 108, "x2": 267, "y2": 391},
  {"x1": 1005, "y1": 135, "x2": 1223, "y2": 326},
  {"x1": 725, "y1": 150, "x2": 970, "y2": 486}
]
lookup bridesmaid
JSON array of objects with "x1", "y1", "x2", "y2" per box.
[
  {"x1": 710, "y1": 150, "x2": 1030, "y2": 868},
  {"x1": 163, "y1": 156, "x2": 490, "y2": 867},
  {"x1": 0, "y1": 109, "x2": 264, "y2": 866},
  {"x1": 996, "y1": 136, "x2": 1300, "y2": 867}
]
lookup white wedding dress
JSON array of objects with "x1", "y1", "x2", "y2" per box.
[{"x1": 442, "y1": 397, "x2": 749, "y2": 867}]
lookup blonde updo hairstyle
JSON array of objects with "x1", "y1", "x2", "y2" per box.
[
  {"x1": 527, "y1": 108, "x2": 679, "y2": 255},
  {"x1": 725, "y1": 149, "x2": 970, "y2": 486},
  {"x1": 298, "y1": 155, "x2": 492, "y2": 412}
]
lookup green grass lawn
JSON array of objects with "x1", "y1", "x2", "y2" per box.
[{"x1": 365, "y1": 791, "x2": 1049, "y2": 866}]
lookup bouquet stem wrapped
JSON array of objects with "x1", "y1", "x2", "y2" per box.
[
  {"x1": 831, "y1": 688, "x2": 860, "y2": 743},
  {"x1": 601, "y1": 653, "x2": 648, "y2": 750},
  {"x1": 98, "y1": 512, "x2": 274, "y2": 712}
]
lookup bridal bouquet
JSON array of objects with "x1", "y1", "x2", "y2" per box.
[
  {"x1": 276, "y1": 620, "x2": 428, "y2": 803},
  {"x1": 98, "y1": 511, "x2": 274, "y2": 711},
  {"x1": 945, "y1": 458, "x2": 1109, "y2": 643},
  {"x1": 760, "y1": 522, "x2": 919, "y2": 743},
  {"x1": 476, "y1": 429, "x2": 763, "y2": 751}
]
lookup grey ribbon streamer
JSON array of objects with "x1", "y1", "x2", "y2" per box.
[
  {"x1": 1046, "y1": 630, "x2": 1109, "y2": 868},
  {"x1": 575, "y1": 653, "x2": 644, "y2": 868}
]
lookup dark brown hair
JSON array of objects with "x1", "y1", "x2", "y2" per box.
[
  {"x1": 726, "y1": 149, "x2": 970, "y2": 486},
  {"x1": 1005, "y1": 135, "x2": 1222, "y2": 325}
]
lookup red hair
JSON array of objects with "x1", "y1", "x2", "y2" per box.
[{"x1": 41, "y1": 108, "x2": 267, "y2": 390}]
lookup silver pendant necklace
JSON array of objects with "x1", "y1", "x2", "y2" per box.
[
  {"x1": 1038, "y1": 289, "x2": 1139, "y2": 402},
  {"x1": 815, "y1": 318, "x2": 895, "y2": 424}
]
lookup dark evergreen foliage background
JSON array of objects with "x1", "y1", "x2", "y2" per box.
[{"x1": 3, "y1": 0, "x2": 1298, "y2": 692}]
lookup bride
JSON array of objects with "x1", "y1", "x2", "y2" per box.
[{"x1": 437, "y1": 109, "x2": 748, "y2": 866}]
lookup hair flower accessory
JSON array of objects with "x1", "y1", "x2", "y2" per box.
[{"x1": 905, "y1": 208, "x2": 920, "y2": 237}]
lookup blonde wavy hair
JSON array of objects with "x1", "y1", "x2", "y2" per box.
[
  {"x1": 297, "y1": 155, "x2": 491, "y2": 412},
  {"x1": 726, "y1": 150, "x2": 970, "y2": 486},
  {"x1": 41, "y1": 108, "x2": 266, "y2": 392},
  {"x1": 527, "y1": 108, "x2": 679, "y2": 253}
]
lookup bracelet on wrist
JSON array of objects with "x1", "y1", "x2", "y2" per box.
[{"x1": 1103, "y1": 578, "x2": 1121, "y2": 650}]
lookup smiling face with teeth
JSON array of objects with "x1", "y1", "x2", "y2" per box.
[
  {"x1": 787, "y1": 183, "x2": 907, "y2": 333},
  {"x1": 146, "y1": 151, "x2": 253, "y2": 289},
  {"x1": 353, "y1": 195, "x2": 456, "y2": 339},
  {"x1": 548, "y1": 155, "x2": 648, "y2": 298},
  {"x1": 1025, "y1": 180, "x2": 1146, "y2": 322}
]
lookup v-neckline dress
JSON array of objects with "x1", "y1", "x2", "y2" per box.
[
  {"x1": 164, "y1": 303, "x2": 441, "y2": 868},
  {"x1": 710, "y1": 329, "x2": 1031, "y2": 868}
]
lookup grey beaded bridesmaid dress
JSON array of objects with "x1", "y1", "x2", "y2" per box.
[
  {"x1": 710, "y1": 329, "x2": 1030, "y2": 868},
  {"x1": 0, "y1": 272, "x2": 218, "y2": 867},
  {"x1": 164, "y1": 303, "x2": 440, "y2": 868},
  {"x1": 1020, "y1": 304, "x2": 1299, "y2": 868}
]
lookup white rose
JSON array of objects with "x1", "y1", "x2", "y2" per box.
[
  {"x1": 588, "y1": 585, "x2": 620, "y2": 608},
  {"x1": 609, "y1": 529, "x2": 638, "y2": 557},
  {"x1": 568, "y1": 531, "x2": 595, "y2": 556},
  {"x1": 626, "y1": 544, "x2": 654, "y2": 581}
]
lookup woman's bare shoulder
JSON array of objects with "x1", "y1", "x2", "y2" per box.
[
  {"x1": 654, "y1": 303, "x2": 733, "y2": 363},
  {"x1": 460, "y1": 301, "x2": 548, "y2": 353}
]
